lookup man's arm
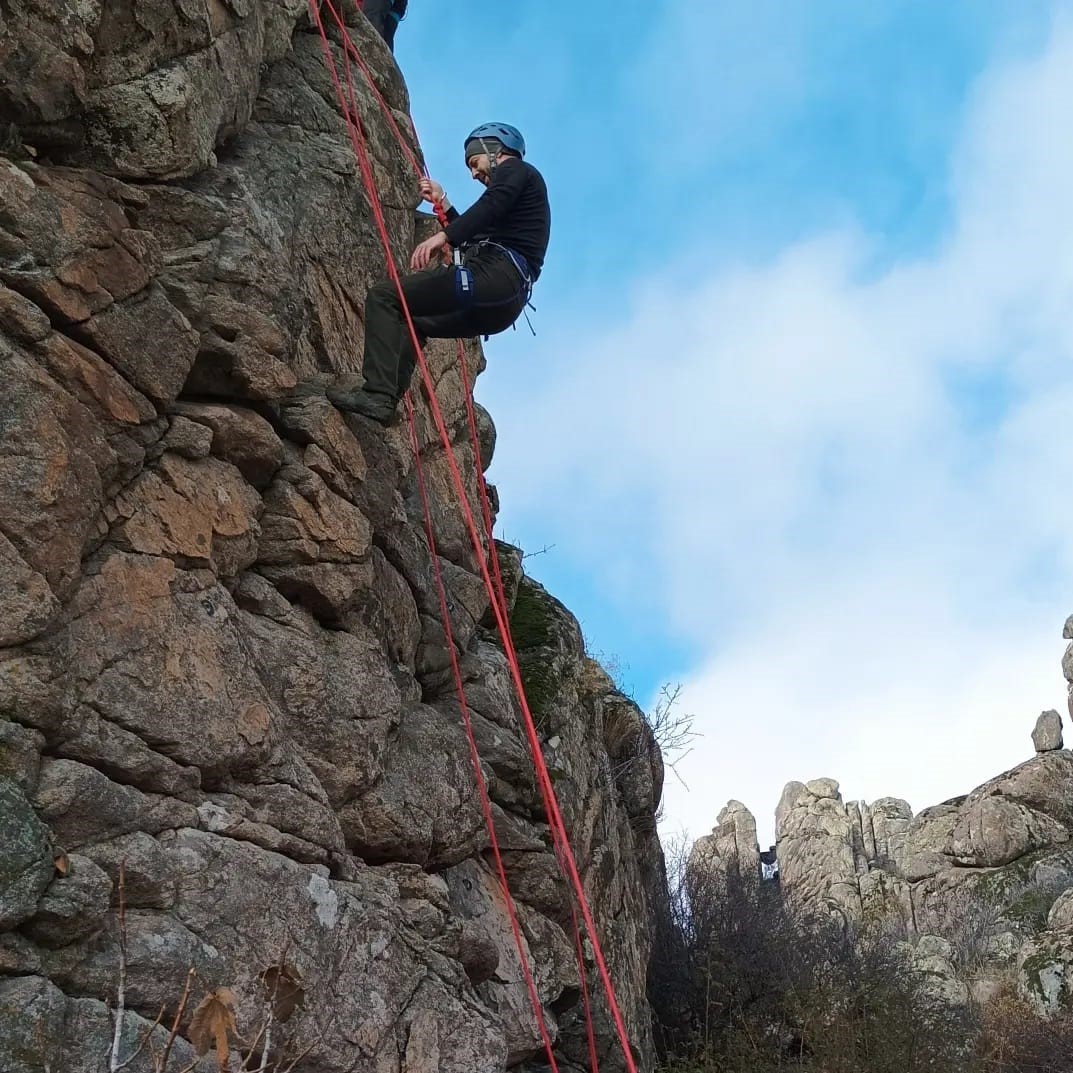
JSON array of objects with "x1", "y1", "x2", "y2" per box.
[{"x1": 444, "y1": 163, "x2": 527, "y2": 247}]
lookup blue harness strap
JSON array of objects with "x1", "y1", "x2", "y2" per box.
[
  {"x1": 482, "y1": 242, "x2": 532, "y2": 290},
  {"x1": 454, "y1": 263, "x2": 476, "y2": 308}
]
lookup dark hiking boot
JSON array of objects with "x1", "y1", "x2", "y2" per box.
[{"x1": 326, "y1": 386, "x2": 398, "y2": 425}]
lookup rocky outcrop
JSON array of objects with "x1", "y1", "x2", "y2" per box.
[
  {"x1": 773, "y1": 779, "x2": 913, "y2": 924},
  {"x1": 750, "y1": 633, "x2": 1073, "y2": 1018},
  {"x1": 689, "y1": 800, "x2": 760, "y2": 886},
  {"x1": 0, "y1": 6, "x2": 665, "y2": 1071},
  {"x1": 775, "y1": 779, "x2": 863, "y2": 921},
  {"x1": 771, "y1": 708, "x2": 1073, "y2": 917}
]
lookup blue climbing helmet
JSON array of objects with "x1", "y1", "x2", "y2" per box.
[{"x1": 464, "y1": 123, "x2": 526, "y2": 159}]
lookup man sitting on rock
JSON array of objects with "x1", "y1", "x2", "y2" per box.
[
  {"x1": 324, "y1": 122, "x2": 551, "y2": 425},
  {"x1": 363, "y1": 0, "x2": 408, "y2": 52}
]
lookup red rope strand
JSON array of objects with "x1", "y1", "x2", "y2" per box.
[
  {"x1": 307, "y1": 9, "x2": 560, "y2": 1068},
  {"x1": 403, "y1": 393, "x2": 562, "y2": 1068},
  {"x1": 308, "y1": 7, "x2": 638, "y2": 1070}
]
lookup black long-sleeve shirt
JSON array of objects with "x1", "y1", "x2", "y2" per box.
[{"x1": 444, "y1": 158, "x2": 550, "y2": 279}]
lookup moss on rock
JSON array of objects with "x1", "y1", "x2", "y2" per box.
[{"x1": 510, "y1": 580, "x2": 557, "y2": 651}]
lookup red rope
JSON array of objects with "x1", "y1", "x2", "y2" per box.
[
  {"x1": 573, "y1": 905, "x2": 602, "y2": 1073},
  {"x1": 404, "y1": 393, "x2": 562, "y2": 1068},
  {"x1": 457, "y1": 342, "x2": 610, "y2": 1073},
  {"x1": 321, "y1": 0, "x2": 451, "y2": 233},
  {"x1": 456, "y1": 343, "x2": 608, "y2": 1073},
  {"x1": 309, "y1": 7, "x2": 638, "y2": 1071},
  {"x1": 307, "y1": 8, "x2": 561, "y2": 1069}
]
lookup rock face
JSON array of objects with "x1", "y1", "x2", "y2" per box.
[
  {"x1": 689, "y1": 800, "x2": 760, "y2": 886},
  {"x1": 774, "y1": 779, "x2": 913, "y2": 924},
  {"x1": 0, "y1": 7, "x2": 665, "y2": 1072},
  {"x1": 3, "y1": 0, "x2": 311, "y2": 179}
]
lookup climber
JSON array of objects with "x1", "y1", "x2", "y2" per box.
[
  {"x1": 362, "y1": 0, "x2": 408, "y2": 52},
  {"x1": 325, "y1": 122, "x2": 551, "y2": 425}
]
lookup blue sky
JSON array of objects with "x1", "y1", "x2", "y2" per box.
[
  {"x1": 402, "y1": 2, "x2": 1049, "y2": 278},
  {"x1": 397, "y1": 2, "x2": 1073, "y2": 843}
]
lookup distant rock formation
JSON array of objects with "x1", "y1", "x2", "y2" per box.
[
  {"x1": 705, "y1": 617, "x2": 1073, "y2": 1018},
  {"x1": 689, "y1": 800, "x2": 761, "y2": 886},
  {"x1": 775, "y1": 779, "x2": 914, "y2": 924}
]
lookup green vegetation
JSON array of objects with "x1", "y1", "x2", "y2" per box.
[{"x1": 509, "y1": 580, "x2": 558, "y2": 650}]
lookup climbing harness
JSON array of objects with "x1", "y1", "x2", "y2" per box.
[
  {"x1": 308, "y1": 6, "x2": 637, "y2": 1072},
  {"x1": 455, "y1": 242, "x2": 533, "y2": 309},
  {"x1": 469, "y1": 239, "x2": 533, "y2": 289},
  {"x1": 453, "y1": 241, "x2": 536, "y2": 337}
]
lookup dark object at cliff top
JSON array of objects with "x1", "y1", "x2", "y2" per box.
[{"x1": 363, "y1": 0, "x2": 408, "y2": 51}]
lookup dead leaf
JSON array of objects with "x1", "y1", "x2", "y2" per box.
[
  {"x1": 188, "y1": 987, "x2": 236, "y2": 1070},
  {"x1": 261, "y1": 965, "x2": 305, "y2": 1024},
  {"x1": 53, "y1": 853, "x2": 69, "y2": 876}
]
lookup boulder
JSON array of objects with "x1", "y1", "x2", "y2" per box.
[
  {"x1": 911, "y1": 934, "x2": 969, "y2": 1007},
  {"x1": 1033, "y1": 710, "x2": 1064, "y2": 753},
  {"x1": 948, "y1": 796, "x2": 1068, "y2": 868}
]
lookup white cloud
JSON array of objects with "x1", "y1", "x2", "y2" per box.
[
  {"x1": 487, "y1": 16, "x2": 1073, "y2": 845},
  {"x1": 664, "y1": 602, "x2": 1064, "y2": 848}
]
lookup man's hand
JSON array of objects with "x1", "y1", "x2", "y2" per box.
[
  {"x1": 419, "y1": 178, "x2": 445, "y2": 205},
  {"x1": 411, "y1": 230, "x2": 448, "y2": 271}
]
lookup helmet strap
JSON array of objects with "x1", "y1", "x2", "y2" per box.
[{"x1": 480, "y1": 138, "x2": 497, "y2": 181}]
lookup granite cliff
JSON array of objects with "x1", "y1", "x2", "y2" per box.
[{"x1": 0, "y1": 5, "x2": 666, "y2": 1071}]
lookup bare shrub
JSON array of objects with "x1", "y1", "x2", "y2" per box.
[
  {"x1": 653, "y1": 839, "x2": 976, "y2": 1072},
  {"x1": 646, "y1": 685, "x2": 697, "y2": 776},
  {"x1": 975, "y1": 985, "x2": 1073, "y2": 1072},
  {"x1": 922, "y1": 891, "x2": 1011, "y2": 977},
  {"x1": 921, "y1": 869, "x2": 1073, "y2": 979},
  {"x1": 604, "y1": 683, "x2": 696, "y2": 787},
  {"x1": 1003, "y1": 874, "x2": 1073, "y2": 933}
]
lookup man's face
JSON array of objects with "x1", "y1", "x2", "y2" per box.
[{"x1": 467, "y1": 154, "x2": 492, "y2": 185}]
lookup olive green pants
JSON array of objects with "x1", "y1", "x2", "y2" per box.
[{"x1": 360, "y1": 249, "x2": 529, "y2": 400}]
